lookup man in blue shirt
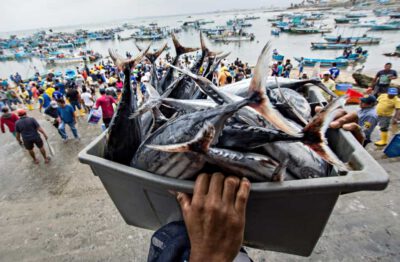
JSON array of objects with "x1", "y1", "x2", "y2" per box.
[
  {"x1": 329, "y1": 63, "x2": 340, "y2": 80},
  {"x1": 57, "y1": 98, "x2": 80, "y2": 142},
  {"x1": 55, "y1": 79, "x2": 66, "y2": 95},
  {"x1": 38, "y1": 89, "x2": 51, "y2": 113},
  {"x1": 358, "y1": 95, "x2": 378, "y2": 147},
  {"x1": 52, "y1": 86, "x2": 63, "y2": 101}
]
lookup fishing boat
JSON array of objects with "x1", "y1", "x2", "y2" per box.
[
  {"x1": 267, "y1": 16, "x2": 282, "y2": 22},
  {"x1": 324, "y1": 36, "x2": 382, "y2": 45},
  {"x1": 311, "y1": 42, "x2": 354, "y2": 50},
  {"x1": 65, "y1": 69, "x2": 77, "y2": 80},
  {"x1": 345, "y1": 13, "x2": 367, "y2": 18},
  {"x1": 118, "y1": 35, "x2": 134, "y2": 41},
  {"x1": 44, "y1": 56, "x2": 84, "y2": 66},
  {"x1": 211, "y1": 34, "x2": 255, "y2": 42},
  {"x1": 350, "y1": 21, "x2": 377, "y2": 28},
  {"x1": 289, "y1": 27, "x2": 332, "y2": 34},
  {"x1": 336, "y1": 51, "x2": 369, "y2": 62},
  {"x1": 272, "y1": 54, "x2": 284, "y2": 62},
  {"x1": 335, "y1": 17, "x2": 360, "y2": 24},
  {"x1": 0, "y1": 54, "x2": 14, "y2": 61},
  {"x1": 294, "y1": 57, "x2": 349, "y2": 67},
  {"x1": 57, "y1": 42, "x2": 74, "y2": 49},
  {"x1": 14, "y1": 50, "x2": 32, "y2": 60},
  {"x1": 244, "y1": 15, "x2": 260, "y2": 20},
  {"x1": 369, "y1": 21, "x2": 400, "y2": 31}
]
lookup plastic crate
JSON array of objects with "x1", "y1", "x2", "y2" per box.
[
  {"x1": 384, "y1": 133, "x2": 400, "y2": 158},
  {"x1": 78, "y1": 86, "x2": 389, "y2": 256}
]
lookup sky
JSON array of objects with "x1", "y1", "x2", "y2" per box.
[{"x1": 0, "y1": 0, "x2": 299, "y2": 32}]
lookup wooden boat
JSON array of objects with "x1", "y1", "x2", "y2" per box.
[
  {"x1": 335, "y1": 17, "x2": 359, "y2": 24},
  {"x1": 336, "y1": 52, "x2": 369, "y2": 62},
  {"x1": 324, "y1": 36, "x2": 381, "y2": 45},
  {"x1": 294, "y1": 57, "x2": 349, "y2": 67},
  {"x1": 289, "y1": 27, "x2": 332, "y2": 34},
  {"x1": 369, "y1": 22, "x2": 400, "y2": 31},
  {"x1": 345, "y1": 13, "x2": 367, "y2": 18},
  {"x1": 311, "y1": 43, "x2": 354, "y2": 50}
]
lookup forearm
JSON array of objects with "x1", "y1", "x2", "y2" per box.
[
  {"x1": 38, "y1": 127, "x2": 47, "y2": 137},
  {"x1": 16, "y1": 133, "x2": 22, "y2": 143}
]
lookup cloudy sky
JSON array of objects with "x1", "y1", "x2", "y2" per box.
[{"x1": 0, "y1": 0, "x2": 299, "y2": 32}]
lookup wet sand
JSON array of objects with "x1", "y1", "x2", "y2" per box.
[{"x1": 0, "y1": 105, "x2": 399, "y2": 261}]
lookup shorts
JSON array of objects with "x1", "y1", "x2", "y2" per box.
[
  {"x1": 377, "y1": 116, "x2": 391, "y2": 132},
  {"x1": 23, "y1": 137, "x2": 44, "y2": 150}
]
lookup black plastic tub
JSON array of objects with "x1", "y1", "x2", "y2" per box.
[{"x1": 78, "y1": 86, "x2": 389, "y2": 256}]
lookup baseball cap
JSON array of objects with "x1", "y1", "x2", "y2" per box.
[
  {"x1": 360, "y1": 95, "x2": 376, "y2": 104},
  {"x1": 17, "y1": 109, "x2": 27, "y2": 116},
  {"x1": 323, "y1": 71, "x2": 331, "y2": 75},
  {"x1": 388, "y1": 88, "x2": 398, "y2": 95}
]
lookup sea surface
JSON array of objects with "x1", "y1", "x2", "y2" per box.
[{"x1": 1, "y1": 8, "x2": 400, "y2": 79}]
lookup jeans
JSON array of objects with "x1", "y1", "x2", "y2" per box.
[
  {"x1": 59, "y1": 121, "x2": 79, "y2": 139},
  {"x1": 70, "y1": 101, "x2": 81, "y2": 111}
]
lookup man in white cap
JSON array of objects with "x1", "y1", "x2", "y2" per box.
[
  {"x1": 44, "y1": 101, "x2": 63, "y2": 138},
  {"x1": 321, "y1": 71, "x2": 336, "y2": 101}
]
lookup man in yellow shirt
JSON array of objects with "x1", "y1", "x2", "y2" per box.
[
  {"x1": 218, "y1": 65, "x2": 231, "y2": 87},
  {"x1": 45, "y1": 85, "x2": 55, "y2": 98},
  {"x1": 375, "y1": 87, "x2": 400, "y2": 146},
  {"x1": 321, "y1": 71, "x2": 336, "y2": 101}
]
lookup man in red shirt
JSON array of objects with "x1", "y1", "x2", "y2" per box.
[
  {"x1": 94, "y1": 88, "x2": 116, "y2": 128},
  {"x1": 1, "y1": 106, "x2": 19, "y2": 137}
]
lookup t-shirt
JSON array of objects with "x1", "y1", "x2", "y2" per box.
[
  {"x1": 39, "y1": 93, "x2": 51, "y2": 108},
  {"x1": 56, "y1": 83, "x2": 65, "y2": 95},
  {"x1": 52, "y1": 91, "x2": 63, "y2": 101},
  {"x1": 57, "y1": 104, "x2": 75, "y2": 123},
  {"x1": 376, "y1": 94, "x2": 400, "y2": 117},
  {"x1": 81, "y1": 92, "x2": 93, "y2": 106},
  {"x1": 45, "y1": 87, "x2": 55, "y2": 98},
  {"x1": 277, "y1": 65, "x2": 284, "y2": 76},
  {"x1": 358, "y1": 107, "x2": 378, "y2": 140},
  {"x1": 321, "y1": 79, "x2": 336, "y2": 99},
  {"x1": 95, "y1": 95, "x2": 116, "y2": 119},
  {"x1": 66, "y1": 88, "x2": 79, "y2": 102},
  {"x1": 329, "y1": 67, "x2": 340, "y2": 79},
  {"x1": 376, "y1": 70, "x2": 398, "y2": 87},
  {"x1": 15, "y1": 117, "x2": 40, "y2": 141}
]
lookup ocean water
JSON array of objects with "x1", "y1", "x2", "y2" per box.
[{"x1": 1, "y1": 8, "x2": 399, "y2": 79}]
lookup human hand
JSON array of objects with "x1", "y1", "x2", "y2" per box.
[
  {"x1": 315, "y1": 107, "x2": 364, "y2": 144},
  {"x1": 177, "y1": 173, "x2": 251, "y2": 262},
  {"x1": 391, "y1": 118, "x2": 398, "y2": 125}
]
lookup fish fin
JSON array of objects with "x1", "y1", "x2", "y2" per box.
[
  {"x1": 271, "y1": 159, "x2": 289, "y2": 182},
  {"x1": 246, "y1": 42, "x2": 302, "y2": 137},
  {"x1": 168, "y1": 63, "x2": 199, "y2": 80},
  {"x1": 109, "y1": 44, "x2": 150, "y2": 70},
  {"x1": 303, "y1": 95, "x2": 348, "y2": 171},
  {"x1": 146, "y1": 122, "x2": 216, "y2": 153},
  {"x1": 172, "y1": 33, "x2": 200, "y2": 56},
  {"x1": 311, "y1": 62, "x2": 321, "y2": 79},
  {"x1": 274, "y1": 77, "x2": 309, "y2": 126},
  {"x1": 315, "y1": 82, "x2": 338, "y2": 98},
  {"x1": 150, "y1": 107, "x2": 168, "y2": 132}
]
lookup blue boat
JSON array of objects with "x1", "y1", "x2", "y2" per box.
[
  {"x1": 345, "y1": 13, "x2": 367, "y2": 18},
  {"x1": 311, "y1": 43, "x2": 354, "y2": 50},
  {"x1": 335, "y1": 17, "x2": 359, "y2": 24},
  {"x1": 336, "y1": 52, "x2": 368, "y2": 62},
  {"x1": 58, "y1": 43, "x2": 74, "y2": 49},
  {"x1": 272, "y1": 54, "x2": 284, "y2": 62},
  {"x1": 369, "y1": 21, "x2": 400, "y2": 31},
  {"x1": 14, "y1": 51, "x2": 31, "y2": 59},
  {"x1": 294, "y1": 57, "x2": 349, "y2": 67},
  {"x1": 324, "y1": 36, "x2": 381, "y2": 45}
]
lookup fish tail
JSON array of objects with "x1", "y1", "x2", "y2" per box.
[
  {"x1": 245, "y1": 42, "x2": 302, "y2": 137},
  {"x1": 172, "y1": 33, "x2": 200, "y2": 57},
  {"x1": 146, "y1": 122, "x2": 215, "y2": 153},
  {"x1": 302, "y1": 95, "x2": 349, "y2": 172},
  {"x1": 137, "y1": 42, "x2": 168, "y2": 64}
]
